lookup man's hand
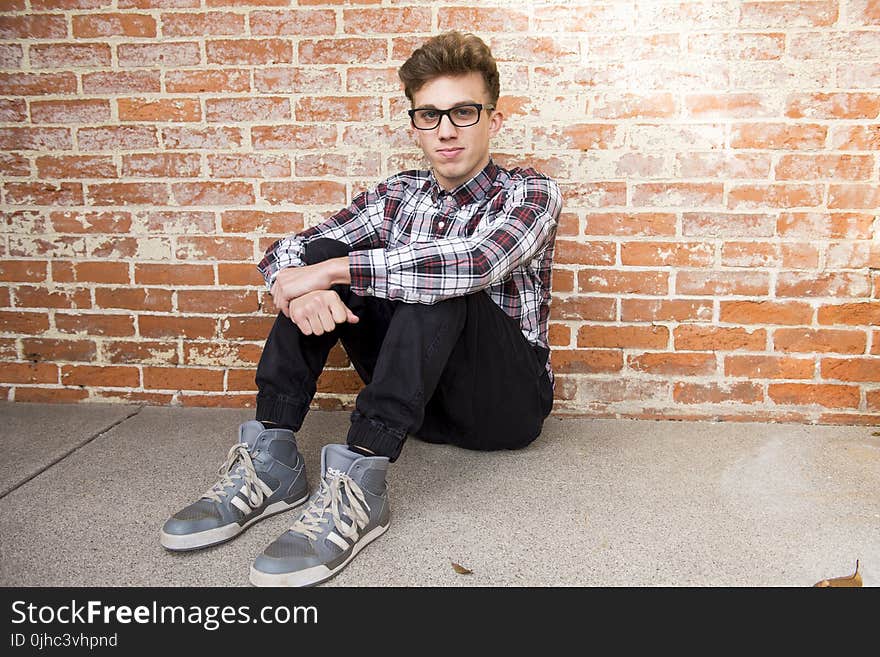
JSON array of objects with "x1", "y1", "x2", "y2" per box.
[
  {"x1": 269, "y1": 257, "x2": 352, "y2": 314},
  {"x1": 287, "y1": 289, "x2": 359, "y2": 336}
]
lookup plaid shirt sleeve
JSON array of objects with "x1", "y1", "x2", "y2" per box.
[
  {"x1": 256, "y1": 182, "x2": 390, "y2": 289},
  {"x1": 348, "y1": 174, "x2": 561, "y2": 303}
]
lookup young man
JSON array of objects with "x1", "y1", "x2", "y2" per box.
[{"x1": 160, "y1": 31, "x2": 562, "y2": 587}]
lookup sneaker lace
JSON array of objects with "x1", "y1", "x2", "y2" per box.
[
  {"x1": 290, "y1": 468, "x2": 370, "y2": 542},
  {"x1": 202, "y1": 443, "x2": 265, "y2": 508}
]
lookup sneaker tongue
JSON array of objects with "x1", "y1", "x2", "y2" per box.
[
  {"x1": 238, "y1": 420, "x2": 266, "y2": 449},
  {"x1": 322, "y1": 444, "x2": 359, "y2": 475}
]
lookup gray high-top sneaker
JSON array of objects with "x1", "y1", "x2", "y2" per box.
[
  {"x1": 161, "y1": 421, "x2": 309, "y2": 551},
  {"x1": 249, "y1": 443, "x2": 391, "y2": 587}
]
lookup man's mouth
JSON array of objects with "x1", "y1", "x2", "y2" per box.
[{"x1": 436, "y1": 147, "x2": 463, "y2": 159}]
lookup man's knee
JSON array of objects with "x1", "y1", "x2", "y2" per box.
[{"x1": 302, "y1": 238, "x2": 351, "y2": 265}]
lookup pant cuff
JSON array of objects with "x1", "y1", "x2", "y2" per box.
[
  {"x1": 255, "y1": 393, "x2": 309, "y2": 432},
  {"x1": 347, "y1": 411, "x2": 407, "y2": 462}
]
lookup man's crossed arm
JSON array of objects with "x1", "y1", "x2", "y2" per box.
[{"x1": 269, "y1": 256, "x2": 358, "y2": 336}]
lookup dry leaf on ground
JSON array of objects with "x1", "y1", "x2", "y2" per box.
[
  {"x1": 814, "y1": 560, "x2": 863, "y2": 587},
  {"x1": 451, "y1": 562, "x2": 473, "y2": 575}
]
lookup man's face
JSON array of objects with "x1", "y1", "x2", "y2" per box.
[{"x1": 410, "y1": 72, "x2": 503, "y2": 191}]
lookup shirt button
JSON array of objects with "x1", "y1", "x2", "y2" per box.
[
  {"x1": 366, "y1": 286, "x2": 374, "y2": 295},
  {"x1": 438, "y1": 221, "x2": 445, "y2": 229}
]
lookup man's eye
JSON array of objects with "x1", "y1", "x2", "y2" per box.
[
  {"x1": 453, "y1": 107, "x2": 476, "y2": 118},
  {"x1": 419, "y1": 110, "x2": 439, "y2": 120}
]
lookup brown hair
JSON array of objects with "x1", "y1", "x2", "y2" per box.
[{"x1": 398, "y1": 31, "x2": 500, "y2": 106}]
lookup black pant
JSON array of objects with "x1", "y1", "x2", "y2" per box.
[{"x1": 255, "y1": 239, "x2": 553, "y2": 462}]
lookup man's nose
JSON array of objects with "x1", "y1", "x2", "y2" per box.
[{"x1": 436, "y1": 114, "x2": 458, "y2": 138}]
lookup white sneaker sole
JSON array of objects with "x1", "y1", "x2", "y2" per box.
[
  {"x1": 248, "y1": 522, "x2": 389, "y2": 587},
  {"x1": 160, "y1": 495, "x2": 309, "y2": 552}
]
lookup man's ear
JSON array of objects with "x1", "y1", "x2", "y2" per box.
[{"x1": 488, "y1": 108, "x2": 504, "y2": 137}]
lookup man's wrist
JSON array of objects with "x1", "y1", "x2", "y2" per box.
[{"x1": 326, "y1": 256, "x2": 351, "y2": 287}]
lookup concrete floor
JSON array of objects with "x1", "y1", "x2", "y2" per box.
[{"x1": 0, "y1": 401, "x2": 877, "y2": 587}]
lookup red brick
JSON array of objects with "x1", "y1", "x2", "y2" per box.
[
  {"x1": 0, "y1": 43, "x2": 22, "y2": 68},
  {"x1": 295, "y1": 96, "x2": 382, "y2": 122},
  {"x1": 869, "y1": 388, "x2": 880, "y2": 410},
  {"x1": 15, "y1": 388, "x2": 90, "y2": 403},
  {"x1": 550, "y1": 349, "x2": 623, "y2": 374},
  {"x1": 101, "y1": 340, "x2": 178, "y2": 365},
  {"x1": 161, "y1": 11, "x2": 245, "y2": 36},
  {"x1": 220, "y1": 316, "x2": 274, "y2": 341},
  {"x1": 830, "y1": 125, "x2": 880, "y2": 150},
  {"x1": 162, "y1": 126, "x2": 243, "y2": 150},
  {"x1": 558, "y1": 182, "x2": 626, "y2": 207},
  {"x1": 674, "y1": 326, "x2": 767, "y2": 351},
  {"x1": 0, "y1": 153, "x2": 30, "y2": 177},
  {"x1": 789, "y1": 31, "x2": 880, "y2": 59},
  {"x1": 0, "y1": 362, "x2": 57, "y2": 384},
  {"x1": 95, "y1": 288, "x2": 172, "y2": 312},
  {"x1": 180, "y1": 393, "x2": 256, "y2": 408},
  {"x1": 591, "y1": 93, "x2": 676, "y2": 119},
  {"x1": 221, "y1": 210, "x2": 303, "y2": 234},
  {"x1": 768, "y1": 383, "x2": 860, "y2": 408},
  {"x1": 822, "y1": 357, "x2": 880, "y2": 382},
  {"x1": 676, "y1": 270, "x2": 770, "y2": 296},
  {"x1": 548, "y1": 323, "x2": 571, "y2": 347},
  {"x1": 172, "y1": 182, "x2": 254, "y2": 206},
  {"x1": 584, "y1": 212, "x2": 675, "y2": 236},
  {"x1": 533, "y1": 124, "x2": 618, "y2": 150},
  {"x1": 165, "y1": 69, "x2": 250, "y2": 93},
  {"x1": 87, "y1": 183, "x2": 169, "y2": 206},
  {"x1": 135, "y1": 263, "x2": 213, "y2": 286},
  {"x1": 227, "y1": 369, "x2": 258, "y2": 392},
  {"x1": 0, "y1": 14, "x2": 68, "y2": 38},
  {"x1": 218, "y1": 264, "x2": 264, "y2": 286},
  {"x1": 183, "y1": 342, "x2": 262, "y2": 367},
  {"x1": 14, "y1": 286, "x2": 91, "y2": 310},
  {"x1": 139, "y1": 315, "x2": 216, "y2": 339},
  {"x1": 578, "y1": 325, "x2": 669, "y2": 349},
  {"x1": 55, "y1": 313, "x2": 135, "y2": 337},
  {"x1": 0, "y1": 127, "x2": 72, "y2": 150},
  {"x1": 721, "y1": 300, "x2": 813, "y2": 325},
  {"x1": 825, "y1": 242, "x2": 880, "y2": 269},
  {"x1": 72, "y1": 13, "x2": 156, "y2": 37},
  {"x1": 205, "y1": 39, "x2": 293, "y2": 65},
  {"x1": 143, "y1": 367, "x2": 224, "y2": 391},
  {"x1": 49, "y1": 210, "x2": 131, "y2": 234},
  {"x1": 777, "y1": 212, "x2": 875, "y2": 239},
  {"x1": 621, "y1": 241, "x2": 714, "y2": 267},
  {"x1": 828, "y1": 184, "x2": 880, "y2": 209},
  {"x1": 4, "y1": 183, "x2": 83, "y2": 206},
  {"x1": 299, "y1": 38, "x2": 384, "y2": 64},
  {"x1": 554, "y1": 241, "x2": 615, "y2": 266},
  {"x1": 728, "y1": 184, "x2": 823, "y2": 209},
  {"x1": 92, "y1": 390, "x2": 173, "y2": 404},
  {"x1": 22, "y1": 338, "x2": 97, "y2": 362},
  {"x1": 776, "y1": 154, "x2": 874, "y2": 181},
  {"x1": 629, "y1": 352, "x2": 717, "y2": 376},
  {"x1": 550, "y1": 297, "x2": 616, "y2": 322},
  {"x1": 786, "y1": 92, "x2": 880, "y2": 119},
  {"x1": 177, "y1": 290, "x2": 259, "y2": 314},
  {"x1": 577, "y1": 269, "x2": 668, "y2": 295},
  {"x1": 175, "y1": 236, "x2": 253, "y2": 261},
  {"x1": 620, "y1": 298, "x2": 713, "y2": 322},
  {"x1": 632, "y1": 183, "x2": 723, "y2": 208},
  {"x1": 731, "y1": 123, "x2": 827, "y2": 149},
  {"x1": 726, "y1": 355, "x2": 814, "y2": 379},
  {"x1": 677, "y1": 153, "x2": 772, "y2": 179},
  {"x1": 721, "y1": 241, "x2": 819, "y2": 268},
  {"x1": 261, "y1": 181, "x2": 345, "y2": 206},
  {"x1": 206, "y1": 153, "x2": 289, "y2": 179},
  {"x1": 590, "y1": 33, "x2": 681, "y2": 61},
  {"x1": 118, "y1": 97, "x2": 201, "y2": 122},
  {"x1": 774, "y1": 328, "x2": 867, "y2": 354},
  {"x1": 345, "y1": 7, "x2": 430, "y2": 33},
  {"x1": 0, "y1": 312, "x2": 49, "y2": 335},
  {"x1": 776, "y1": 272, "x2": 870, "y2": 298},
  {"x1": 0, "y1": 261, "x2": 47, "y2": 283},
  {"x1": 674, "y1": 381, "x2": 764, "y2": 405},
  {"x1": 122, "y1": 153, "x2": 201, "y2": 178},
  {"x1": 206, "y1": 97, "x2": 290, "y2": 122},
  {"x1": 341, "y1": 125, "x2": 412, "y2": 149},
  {"x1": 686, "y1": 93, "x2": 774, "y2": 118},
  {"x1": 255, "y1": 67, "x2": 342, "y2": 94},
  {"x1": 36, "y1": 155, "x2": 117, "y2": 179},
  {"x1": 551, "y1": 270, "x2": 574, "y2": 293},
  {"x1": 688, "y1": 32, "x2": 785, "y2": 59},
  {"x1": 30, "y1": 43, "x2": 112, "y2": 69},
  {"x1": 33, "y1": 99, "x2": 113, "y2": 124},
  {"x1": 78, "y1": 126, "x2": 158, "y2": 151},
  {"x1": 61, "y1": 365, "x2": 139, "y2": 388},
  {"x1": 117, "y1": 42, "x2": 200, "y2": 68},
  {"x1": 0, "y1": 72, "x2": 78, "y2": 96},
  {"x1": 0, "y1": 99, "x2": 27, "y2": 122},
  {"x1": 682, "y1": 212, "x2": 774, "y2": 238},
  {"x1": 817, "y1": 301, "x2": 880, "y2": 326},
  {"x1": 251, "y1": 125, "x2": 336, "y2": 150},
  {"x1": 251, "y1": 9, "x2": 335, "y2": 35},
  {"x1": 59, "y1": 262, "x2": 129, "y2": 284},
  {"x1": 818, "y1": 413, "x2": 880, "y2": 426}
]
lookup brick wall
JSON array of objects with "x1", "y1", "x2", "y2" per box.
[{"x1": 1, "y1": 1, "x2": 878, "y2": 425}]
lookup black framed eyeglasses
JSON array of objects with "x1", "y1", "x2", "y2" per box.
[{"x1": 407, "y1": 103, "x2": 495, "y2": 130}]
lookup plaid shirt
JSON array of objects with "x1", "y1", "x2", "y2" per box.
[{"x1": 258, "y1": 161, "x2": 562, "y2": 378}]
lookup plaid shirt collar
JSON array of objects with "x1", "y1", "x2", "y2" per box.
[{"x1": 425, "y1": 159, "x2": 500, "y2": 206}]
